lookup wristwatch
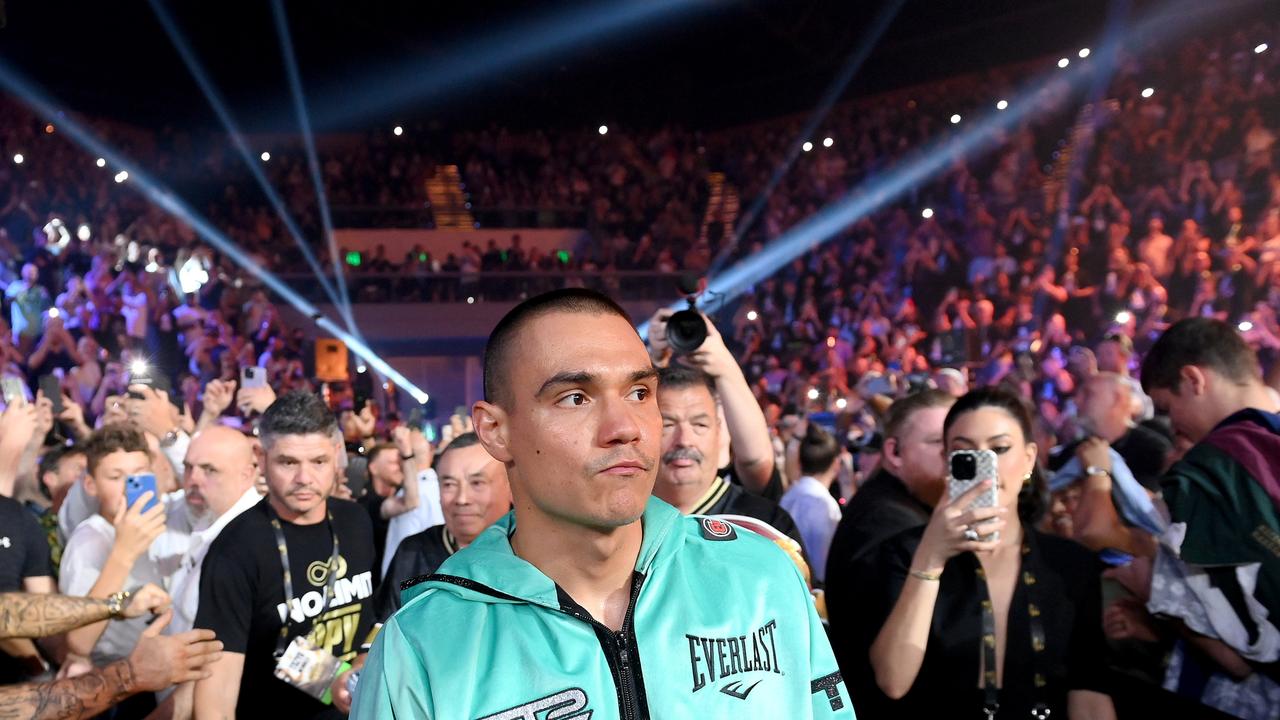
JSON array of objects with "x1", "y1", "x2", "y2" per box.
[
  {"x1": 106, "y1": 590, "x2": 132, "y2": 619},
  {"x1": 1085, "y1": 465, "x2": 1113, "y2": 480}
]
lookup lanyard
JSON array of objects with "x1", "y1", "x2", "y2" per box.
[
  {"x1": 268, "y1": 505, "x2": 340, "y2": 658},
  {"x1": 973, "y1": 535, "x2": 1049, "y2": 720}
]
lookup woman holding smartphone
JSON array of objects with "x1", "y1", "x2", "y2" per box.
[{"x1": 868, "y1": 387, "x2": 1115, "y2": 719}]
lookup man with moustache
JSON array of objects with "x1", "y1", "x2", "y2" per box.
[
  {"x1": 650, "y1": 364, "x2": 805, "y2": 551},
  {"x1": 353, "y1": 289, "x2": 852, "y2": 719}
]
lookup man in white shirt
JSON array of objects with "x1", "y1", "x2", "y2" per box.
[
  {"x1": 380, "y1": 438, "x2": 442, "y2": 579},
  {"x1": 167, "y1": 425, "x2": 261, "y2": 635},
  {"x1": 780, "y1": 425, "x2": 843, "y2": 585}
]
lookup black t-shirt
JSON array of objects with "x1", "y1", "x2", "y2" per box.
[
  {"x1": 720, "y1": 463, "x2": 784, "y2": 503},
  {"x1": 1050, "y1": 425, "x2": 1173, "y2": 491},
  {"x1": 374, "y1": 524, "x2": 457, "y2": 622},
  {"x1": 0, "y1": 496, "x2": 52, "y2": 591},
  {"x1": 195, "y1": 497, "x2": 375, "y2": 720},
  {"x1": 860, "y1": 527, "x2": 1110, "y2": 717},
  {"x1": 825, "y1": 469, "x2": 933, "y2": 688},
  {"x1": 0, "y1": 497, "x2": 53, "y2": 684}
]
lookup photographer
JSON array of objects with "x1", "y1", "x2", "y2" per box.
[{"x1": 646, "y1": 307, "x2": 779, "y2": 498}]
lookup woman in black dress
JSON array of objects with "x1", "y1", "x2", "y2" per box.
[{"x1": 869, "y1": 387, "x2": 1115, "y2": 719}]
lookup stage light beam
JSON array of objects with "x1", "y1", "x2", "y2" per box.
[
  {"x1": 271, "y1": 0, "x2": 358, "y2": 332},
  {"x1": 148, "y1": 0, "x2": 349, "y2": 324},
  {"x1": 0, "y1": 59, "x2": 432, "y2": 404}
]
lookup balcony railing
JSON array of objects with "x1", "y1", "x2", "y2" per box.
[{"x1": 274, "y1": 270, "x2": 686, "y2": 303}]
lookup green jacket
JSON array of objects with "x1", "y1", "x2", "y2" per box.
[{"x1": 352, "y1": 497, "x2": 854, "y2": 719}]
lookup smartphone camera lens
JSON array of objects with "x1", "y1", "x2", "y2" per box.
[{"x1": 950, "y1": 452, "x2": 977, "y2": 481}]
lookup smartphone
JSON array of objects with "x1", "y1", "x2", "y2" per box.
[
  {"x1": 125, "y1": 473, "x2": 160, "y2": 514},
  {"x1": 947, "y1": 449, "x2": 1000, "y2": 543},
  {"x1": 241, "y1": 365, "x2": 267, "y2": 390},
  {"x1": 1, "y1": 375, "x2": 29, "y2": 408},
  {"x1": 39, "y1": 375, "x2": 63, "y2": 414}
]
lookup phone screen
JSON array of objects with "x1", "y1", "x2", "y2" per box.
[{"x1": 125, "y1": 473, "x2": 160, "y2": 514}]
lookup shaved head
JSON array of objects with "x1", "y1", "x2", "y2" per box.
[
  {"x1": 483, "y1": 288, "x2": 634, "y2": 409},
  {"x1": 184, "y1": 425, "x2": 257, "y2": 518}
]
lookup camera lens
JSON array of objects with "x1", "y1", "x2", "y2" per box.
[
  {"x1": 950, "y1": 452, "x2": 977, "y2": 481},
  {"x1": 666, "y1": 308, "x2": 708, "y2": 354}
]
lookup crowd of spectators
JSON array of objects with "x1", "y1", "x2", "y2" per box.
[{"x1": 0, "y1": 16, "x2": 1278, "y2": 720}]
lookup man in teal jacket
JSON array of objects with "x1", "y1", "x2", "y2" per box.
[{"x1": 352, "y1": 288, "x2": 853, "y2": 719}]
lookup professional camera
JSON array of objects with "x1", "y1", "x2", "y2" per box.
[{"x1": 666, "y1": 274, "x2": 708, "y2": 354}]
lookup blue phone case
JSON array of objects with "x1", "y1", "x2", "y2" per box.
[{"x1": 125, "y1": 473, "x2": 159, "y2": 513}]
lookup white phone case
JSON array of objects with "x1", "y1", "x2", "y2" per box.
[{"x1": 947, "y1": 449, "x2": 1000, "y2": 542}]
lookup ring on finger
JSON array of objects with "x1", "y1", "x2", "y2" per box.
[{"x1": 963, "y1": 528, "x2": 980, "y2": 542}]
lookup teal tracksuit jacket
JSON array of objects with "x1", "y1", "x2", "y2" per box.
[{"x1": 351, "y1": 496, "x2": 855, "y2": 719}]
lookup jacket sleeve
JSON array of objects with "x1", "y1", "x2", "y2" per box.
[
  {"x1": 350, "y1": 615, "x2": 434, "y2": 719},
  {"x1": 794, "y1": 559, "x2": 857, "y2": 718}
]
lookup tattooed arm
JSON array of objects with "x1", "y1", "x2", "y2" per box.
[
  {"x1": 0, "y1": 585, "x2": 171, "y2": 639},
  {"x1": 0, "y1": 611, "x2": 223, "y2": 720},
  {"x1": 0, "y1": 659, "x2": 136, "y2": 720}
]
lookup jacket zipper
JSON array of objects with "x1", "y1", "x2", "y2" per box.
[
  {"x1": 556, "y1": 572, "x2": 649, "y2": 720},
  {"x1": 425, "y1": 571, "x2": 651, "y2": 719}
]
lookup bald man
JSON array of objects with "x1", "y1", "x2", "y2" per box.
[
  {"x1": 169, "y1": 426, "x2": 262, "y2": 636},
  {"x1": 1051, "y1": 373, "x2": 1172, "y2": 490}
]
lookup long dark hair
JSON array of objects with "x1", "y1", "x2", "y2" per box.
[{"x1": 942, "y1": 387, "x2": 1047, "y2": 524}]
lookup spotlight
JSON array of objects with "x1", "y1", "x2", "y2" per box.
[
  {"x1": 1256, "y1": 43, "x2": 1269, "y2": 54},
  {"x1": 1239, "y1": 321, "x2": 1254, "y2": 332},
  {"x1": 114, "y1": 170, "x2": 128, "y2": 183},
  {"x1": 950, "y1": 114, "x2": 961, "y2": 124},
  {"x1": 357, "y1": 365, "x2": 367, "y2": 374},
  {"x1": 1141, "y1": 87, "x2": 1154, "y2": 98},
  {"x1": 260, "y1": 151, "x2": 271, "y2": 162},
  {"x1": 996, "y1": 99, "x2": 1008, "y2": 110},
  {"x1": 95, "y1": 157, "x2": 106, "y2": 168},
  {"x1": 598, "y1": 125, "x2": 608, "y2": 135},
  {"x1": 76, "y1": 224, "x2": 90, "y2": 241},
  {"x1": 1078, "y1": 47, "x2": 1091, "y2": 58},
  {"x1": 467, "y1": 296, "x2": 475, "y2": 304},
  {"x1": 1058, "y1": 58, "x2": 1070, "y2": 68},
  {"x1": 921, "y1": 207, "x2": 934, "y2": 219},
  {"x1": 1115, "y1": 311, "x2": 1132, "y2": 324},
  {"x1": 746, "y1": 310, "x2": 758, "y2": 321},
  {"x1": 802, "y1": 141, "x2": 813, "y2": 152},
  {"x1": 822, "y1": 137, "x2": 834, "y2": 148},
  {"x1": 806, "y1": 388, "x2": 820, "y2": 401},
  {"x1": 48, "y1": 307, "x2": 60, "y2": 319},
  {"x1": 393, "y1": 125, "x2": 404, "y2": 136},
  {"x1": 826, "y1": 336, "x2": 836, "y2": 348},
  {"x1": 44, "y1": 124, "x2": 55, "y2": 134},
  {"x1": 12, "y1": 153, "x2": 23, "y2": 164},
  {"x1": 835, "y1": 397, "x2": 848, "y2": 410}
]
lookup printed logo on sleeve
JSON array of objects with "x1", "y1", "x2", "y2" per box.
[
  {"x1": 475, "y1": 687, "x2": 593, "y2": 720},
  {"x1": 700, "y1": 518, "x2": 737, "y2": 541}
]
